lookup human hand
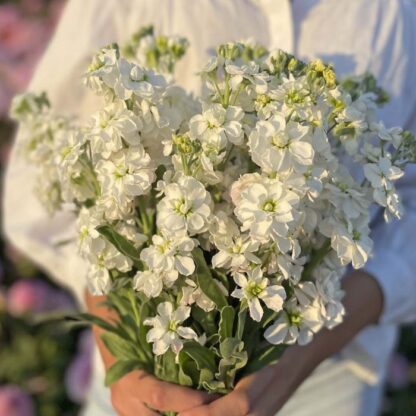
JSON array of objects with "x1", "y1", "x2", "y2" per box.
[
  {"x1": 110, "y1": 369, "x2": 216, "y2": 415},
  {"x1": 177, "y1": 343, "x2": 318, "y2": 416},
  {"x1": 178, "y1": 270, "x2": 384, "y2": 416},
  {"x1": 84, "y1": 290, "x2": 216, "y2": 415}
]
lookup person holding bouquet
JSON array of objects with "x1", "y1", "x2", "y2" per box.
[{"x1": 4, "y1": 1, "x2": 416, "y2": 415}]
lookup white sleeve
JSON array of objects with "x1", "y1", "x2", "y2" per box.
[{"x1": 3, "y1": 0, "x2": 124, "y2": 304}]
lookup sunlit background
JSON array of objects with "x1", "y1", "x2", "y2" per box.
[{"x1": 0, "y1": 1, "x2": 415, "y2": 415}]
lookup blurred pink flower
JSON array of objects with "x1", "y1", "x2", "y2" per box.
[
  {"x1": 20, "y1": 0, "x2": 45, "y2": 15},
  {"x1": 7, "y1": 279, "x2": 50, "y2": 315},
  {"x1": 387, "y1": 353, "x2": 411, "y2": 390},
  {"x1": 65, "y1": 331, "x2": 93, "y2": 403},
  {"x1": 7, "y1": 279, "x2": 76, "y2": 315},
  {"x1": 0, "y1": 1, "x2": 65, "y2": 117},
  {"x1": 0, "y1": 5, "x2": 47, "y2": 59},
  {"x1": 0, "y1": 385, "x2": 34, "y2": 416}
]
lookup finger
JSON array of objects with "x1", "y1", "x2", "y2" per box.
[
  {"x1": 247, "y1": 383, "x2": 288, "y2": 416},
  {"x1": 116, "y1": 401, "x2": 159, "y2": 416},
  {"x1": 178, "y1": 389, "x2": 251, "y2": 416},
  {"x1": 247, "y1": 363, "x2": 301, "y2": 416},
  {"x1": 235, "y1": 363, "x2": 279, "y2": 402},
  {"x1": 135, "y1": 372, "x2": 217, "y2": 412},
  {"x1": 179, "y1": 363, "x2": 281, "y2": 416}
]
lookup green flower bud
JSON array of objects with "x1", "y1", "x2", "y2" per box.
[
  {"x1": 218, "y1": 42, "x2": 242, "y2": 61},
  {"x1": 173, "y1": 134, "x2": 199, "y2": 154}
]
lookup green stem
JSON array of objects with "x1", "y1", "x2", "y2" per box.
[
  {"x1": 230, "y1": 82, "x2": 244, "y2": 106},
  {"x1": 222, "y1": 74, "x2": 231, "y2": 107},
  {"x1": 180, "y1": 153, "x2": 190, "y2": 175},
  {"x1": 137, "y1": 198, "x2": 152, "y2": 237}
]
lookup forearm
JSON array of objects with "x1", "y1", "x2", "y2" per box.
[
  {"x1": 282, "y1": 270, "x2": 384, "y2": 377},
  {"x1": 84, "y1": 289, "x2": 119, "y2": 370}
]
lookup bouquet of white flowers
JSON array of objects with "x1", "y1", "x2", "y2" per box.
[{"x1": 11, "y1": 26, "x2": 416, "y2": 414}]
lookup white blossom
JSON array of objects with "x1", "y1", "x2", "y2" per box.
[
  {"x1": 231, "y1": 267, "x2": 286, "y2": 322},
  {"x1": 133, "y1": 269, "x2": 178, "y2": 298},
  {"x1": 264, "y1": 300, "x2": 323, "y2": 346},
  {"x1": 140, "y1": 233, "x2": 196, "y2": 276},
  {"x1": 249, "y1": 115, "x2": 313, "y2": 173},
  {"x1": 157, "y1": 176, "x2": 212, "y2": 236},
  {"x1": 144, "y1": 302, "x2": 198, "y2": 355},
  {"x1": 96, "y1": 146, "x2": 155, "y2": 202},
  {"x1": 89, "y1": 102, "x2": 141, "y2": 159},
  {"x1": 234, "y1": 176, "x2": 299, "y2": 243},
  {"x1": 190, "y1": 104, "x2": 244, "y2": 146}
]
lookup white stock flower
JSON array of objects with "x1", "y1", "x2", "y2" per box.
[
  {"x1": 273, "y1": 75, "x2": 311, "y2": 115},
  {"x1": 157, "y1": 176, "x2": 212, "y2": 236},
  {"x1": 378, "y1": 188, "x2": 403, "y2": 222},
  {"x1": 181, "y1": 279, "x2": 216, "y2": 312},
  {"x1": 325, "y1": 171, "x2": 368, "y2": 219},
  {"x1": 84, "y1": 46, "x2": 119, "y2": 92},
  {"x1": 55, "y1": 130, "x2": 85, "y2": 168},
  {"x1": 249, "y1": 115, "x2": 313, "y2": 173},
  {"x1": 371, "y1": 121, "x2": 403, "y2": 148},
  {"x1": 86, "y1": 239, "x2": 133, "y2": 295},
  {"x1": 133, "y1": 269, "x2": 178, "y2": 298},
  {"x1": 96, "y1": 194, "x2": 134, "y2": 221},
  {"x1": 77, "y1": 206, "x2": 103, "y2": 255},
  {"x1": 96, "y1": 146, "x2": 155, "y2": 202},
  {"x1": 140, "y1": 233, "x2": 196, "y2": 276},
  {"x1": 144, "y1": 302, "x2": 198, "y2": 355},
  {"x1": 264, "y1": 300, "x2": 323, "y2": 346},
  {"x1": 210, "y1": 212, "x2": 260, "y2": 270},
  {"x1": 234, "y1": 176, "x2": 299, "y2": 243},
  {"x1": 231, "y1": 267, "x2": 286, "y2": 322},
  {"x1": 190, "y1": 103, "x2": 244, "y2": 146},
  {"x1": 225, "y1": 61, "x2": 268, "y2": 92},
  {"x1": 364, "y1": 158, "x2": 403, "y2": 190},
  {"x1": 89, "y1": 102, "x2": 141, "y2": 159},
  {"x1": 114, "y1": 59, "x2": 168, "y2": 100},
  {"x1": 331, "y1": 218, "x2": 373, "y2": 269}
]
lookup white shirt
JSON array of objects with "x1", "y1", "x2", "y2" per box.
[{"x1": 4, "y1": 0, "x2": 416, "y2": 389}]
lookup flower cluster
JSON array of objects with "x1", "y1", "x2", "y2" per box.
[{"x1": 12, "y1": 32, "x2": 416, "y2": 393}]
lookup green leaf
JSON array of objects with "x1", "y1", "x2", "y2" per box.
[
  {"x1": 236, "y1": 304, "x2": 247, "y2": 340},
  {"x1": 193, "y1": 248, "x2": 227, "y2": 309},
  {"x1": 241, "y1": 318, "x2": 261, "y2": 359},
  {"x1": 242, "y1": 344, "x2": 286, "y2": 375},
  {"x1": 100, "y1": 332, "x2": 138, "y2": 361},
  {"x1": 212, "y1": 269, "x2": 230, "y2": 291},
  {"x1": 191, "y1": 307, "x2": 218, "y2": 337},
  {"x1": 71, "y1": 313, "x2": 119, "y2": 333},
  {"x1": 105, "y1": 360, "x2": 144, "y2": 386},
  {"x1": 178, "y1": 366, "x2": 194, "y2": 387},
  {"x1": 217, "y1": 338, "x2": 248, "y2": 390},
  {"x1": 198, "y1": 368, "x2": 214, "y2": 390},
  {"x1": 97, "y1": 225, "x2": 141, "y2": 264},
  {"x1": 219, "y1": 306, "x2": 235, "y2": 342},
  {"x1": 178, "y1": 353, "x2": 199, "y2": 386},
  {"x1": 219, "y1": 338, "x2": 244, "y2": 359},
  {"x1": 201, "y1": 379, "x2": 228, "y2": 394},
  {"x1": 158, "y1": 350, "x2": 179, "y2": 384},
  {"x1": 137, "y1": 301, "x2": 153, "y2": 362},
  {"x1": 180, "y1": 341, "x2": 217, "y2": 373}
]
